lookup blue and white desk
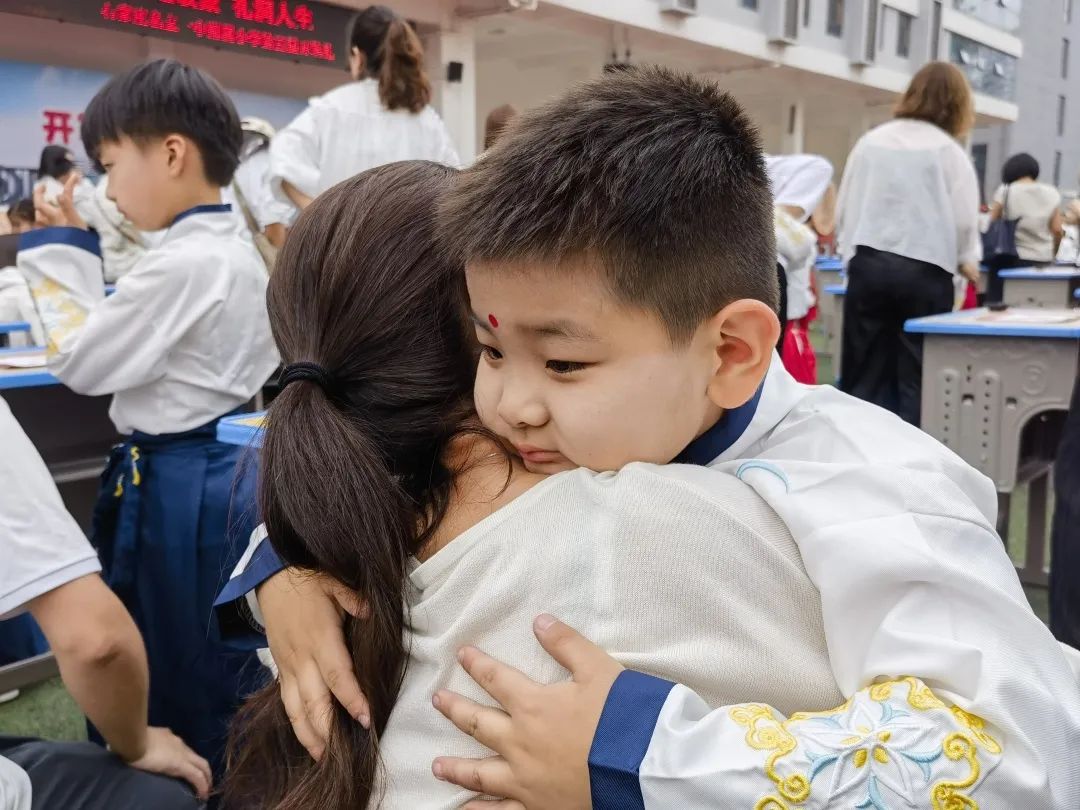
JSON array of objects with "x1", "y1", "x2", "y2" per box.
[
  {"x1": 814, "y1": 258, "x2": 844, "y2": 358},
  {"x1": 217, "y1": 411, "x2": 265, "y2": 448},
  {"x1": 820, "y1": 283, "x2": 846, "y2": 380},
  {"x1": 0, "y1": 349, "x2": 57, "y2": 389},
  {"x1": 1000, "y1": 267, "x2": 1080, "y2": 309},
  {"x1": 906, "y1": 308, "x2": 1080, "y2": 585},
  {"x1": 0, "y1": 320, "x2": 30, "y2": 349}
]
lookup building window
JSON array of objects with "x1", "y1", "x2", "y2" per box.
[
  {"x1": 827, "y1": 0, "x2": 844, "y2": 36},
  {"x1": 897, "y1": 11, "x2": 913, "y2": 57},
  {"x1": 1054, "y1": 151, "x2": 1063, "y2": 187},
  {"x1": 1059, "y1": 95, "x2": 1068, "y2": 136},
  {"x1": 950, "y1": 34, "x2": 1018, "y2": 100},
  {"x1": 804, "y1": 0, "x2": 812, "y2": 27},
  {"x1": 1069, "y1": 0, "x2": 1075, "y2": 23},
  {"x1": 741, "y1": 0, "x2": 758, "y2": 9},
  {"x1": 1064, "y1": 38, "x2": 1071, "y2": 79},
  {"x1": 951, "y1": 0, "x2": 1022, "y2": 33},
  {"x1": 931, "y1": 1, "x2": 943, "y2": 59}
]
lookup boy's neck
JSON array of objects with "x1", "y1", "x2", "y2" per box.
[{"x1": 169, "y1": 183, "x2": 223, "y2": 222}]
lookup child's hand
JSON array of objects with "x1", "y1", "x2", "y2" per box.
[
  {"x1": 34, "y1": 174, "x2": 88, "y2": 230},
  {"x1": 430, "y1": 615, "x2": 623, "y2": 810},
  {"x1": 127, "y1": 726, "x2": 213, "y2": 800},
  {"x1": 258, "y1": 566, "x2": 371, "y2": 760}
]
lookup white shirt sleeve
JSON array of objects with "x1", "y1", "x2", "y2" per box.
[
  {"x1": 18, "y1": 228, "x2": 221, "y2": 396},
  {"x1": 834, "y1": 137, "x2": 864, "y2": 263},
  {"x1": 0, "y1": 397, "x2": 101, "y2": 619},
  {"x1": 592, "y1": 454, "x2": 1080, "y2": 808},
  {"x1": 946, "y1": 144, "x2": 982, "y2": 266},
  {"x1": 268, "y1": 105, "x2": 323, "y2": 203}
]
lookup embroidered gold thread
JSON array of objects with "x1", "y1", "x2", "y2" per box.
[
  {"x1": 950, "y1": 707, "x2": 1002, "y2": 755},
  {"x1": 730, "y1": 705, "x2": 811, "y2": 804},
  {"x1": 130, "y1": 447, "x2": 142, "y2": 486},
  {"x1": 931, "y1": 733, "x2": 981, "y2": 810}
]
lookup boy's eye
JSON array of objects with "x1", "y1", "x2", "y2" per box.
[
  {"x1": 480, "y1": 345, "x2": 503, "y2": 362},
  {"x1": 546, "y1": 360, "x2": 589, "y2": 375}
]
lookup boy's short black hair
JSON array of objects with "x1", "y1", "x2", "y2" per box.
[
  {"x1": 81, "y1": 59, "x2": 242, "y2": 187},
  {"x1": 438, "y1": 65, "x2": 777, "y2": 342}
]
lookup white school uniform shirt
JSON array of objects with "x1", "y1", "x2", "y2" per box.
[
  {"x1": 0, "y1": 267, "x2": 44, "y2": 346},
  {"x1": 0, "y1": 395, "x2": 101, "y2": 619},
  {"x1": 836, "y1": 118, "x2": 981, "y2": 273},
  {"x1": 774, "y1": 206, "x2": 817, "y2": 320},
  {"x1": 233, "y1": 147, "x2": 297, "y2": 230},
  {"x1": 17, "y1": 206, "x2": 279, "y2": 435},
  {"x1": 374, "y1": 464, "x2": 841, "y2": 808},
  {"x1": 268, "y1": 79, "x2": 460, "y2": 202},
  {"x1": 589, "y1": 355, "x2": 1080, "y2": 809}
]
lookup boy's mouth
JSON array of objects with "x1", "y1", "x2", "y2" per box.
[{"x1": 514, "y1": 444, "x2": 565, "y2": 466}]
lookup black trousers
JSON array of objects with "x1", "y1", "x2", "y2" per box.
[
  {"x1": 1050, "y1": 372, "x2": 1080, "y2": 650},
  {"x1": 0, "y1": 737, "x2": 203, "y2": 810},
  {"x1": 840, "y1": 247, "x2": 954, "y2": 425}
]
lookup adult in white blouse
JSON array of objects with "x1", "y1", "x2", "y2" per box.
[
  {"x1": 836, "y1": 62, "x2": 981, "y2": 425},
  {"x1": 985, "y1": 152, "x2": 1064, "y2": 301},
  {"x1": 269, "y1": 4, "x2": 459, "y2": 212}
]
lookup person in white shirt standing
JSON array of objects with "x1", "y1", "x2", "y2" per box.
[
  {"x1": 229, "y1": 116, "x2": 296, "y2": 270},
  {"x1": 836, "y1": 62, "x2": 981, "y2": 425},
  {"x1": 19, "y1": 59, "x2": 278, "y2": 782},
  {"x1": 269, "y1": 4, "x2": 459, "y2": 212}
]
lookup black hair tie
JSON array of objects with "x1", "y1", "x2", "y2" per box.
[{"x1": 279, "y1": 362, "x2": 339, "y2": 395}]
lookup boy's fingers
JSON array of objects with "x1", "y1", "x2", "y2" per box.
[
  {"x1": 280, "y1": 675, "x2": 325, "y2": 760},
  {"x1": 432, "y1": 690, "x2": 512, "y2": 752},
  {"x1": 432, "y1": 755, "x2": 513, "y2": 798},
  {"x1": 328, "y1": 581, "x2": 370, "y2": 620},
  {"x1": 178, "y1": 758, "x2": 210, "y2": 799},
  {"x1": 190, "y1": 751, "x2": 213, "y2": 795},
  {"x1": 316, "y1": 638, "x2": 370, "y2": 727},
  {"x1": 532, "y1": 614, "x2": 622, "y2": 683},
  {"x1": 457, "y1": 645, "x2": 536, "y2": 711}
]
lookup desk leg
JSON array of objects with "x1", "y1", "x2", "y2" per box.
[
  {"x1": 996, "y1": 492, "x2": 1011, "y2": 544},
  {"x1": 1021, "y1": 472, "x2": 1050, "y2": 587}
]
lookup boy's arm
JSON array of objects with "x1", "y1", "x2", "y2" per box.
[{"x1": 18, "y1": 227, "x2": 219, "y2": 396}]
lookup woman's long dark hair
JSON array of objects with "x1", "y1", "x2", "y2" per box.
[
  {"x1": 350, "y1": 5, "x2": 432, "y2": 113},
  {"x1": 224, "y1": 161, "x2": 479, "y2": 809}
]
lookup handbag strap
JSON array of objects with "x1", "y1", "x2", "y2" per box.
[{"x1": 1001, "y1": 183, "x2": 1010, "y2": 219}]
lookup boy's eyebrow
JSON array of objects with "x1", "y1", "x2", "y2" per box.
[
  {"x1": 469, "y1": 312, "x2": 600, "y2": 342},
  {"x1": 523, "y1": 319, "x2": 600, "y2": 342}
]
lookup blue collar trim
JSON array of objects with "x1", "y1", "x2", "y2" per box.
[
  {"x1": 172, "y1": 203, "x2": 232, "y2": 225},
  {"x1": 676, "y1": 383, "x2": 764, "y2": 466}
]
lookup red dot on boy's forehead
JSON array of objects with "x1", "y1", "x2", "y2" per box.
[{"x1": 488, "y1": 313, "x2": 499, "y2": 328}]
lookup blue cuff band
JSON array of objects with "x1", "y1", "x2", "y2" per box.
[
  {"x1": 213, "y1": 536, "x2": 285, "y2": 609},
  {"x1": 19, "y1": 226, "x2": 101, "y2": 257},
  {"x1": 588, "y1": 670, "x2": 676, "y2": 810}
]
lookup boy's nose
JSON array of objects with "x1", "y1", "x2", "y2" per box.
[{"x1": 497, "y1": 390, "x2": 548, "y2": 430}]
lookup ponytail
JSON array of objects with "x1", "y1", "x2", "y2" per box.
[
  {"x1": 224, "y1": 162, "x2": 481, "y2": 809},
  {"x1": 348, "y1": 6, "x2": 431, "y2": 114},
  {"x1": 378, "y1": 17, "x2": 431, "y2": 113}
]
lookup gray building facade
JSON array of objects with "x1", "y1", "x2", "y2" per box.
[{"x1": 973, "y1": 0, "x2": 1080, "y2": 202}]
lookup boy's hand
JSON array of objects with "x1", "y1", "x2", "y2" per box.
[
  {"x1": 959, "y1": 262, "x2": 981, "y2": 284},
  {"x1": 126, "y1": 726, "x2": 213, "y2": 800},
  {"x1": 258, "y1": 566, "x2": 370, "y2": 760},
  {"x1": 34, "y1": 174, "x2": 87, "y2": 230},
  {"x1": 430, "y1": 615, "x2": 623, "y2": 810}
]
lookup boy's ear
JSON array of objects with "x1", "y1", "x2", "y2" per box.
[
  {"x1": 701, "y1": 299, "x2": 780, "y2": 410},
  {"x1": 162, "y1": 134, "x2": 188, "y2": 179}
]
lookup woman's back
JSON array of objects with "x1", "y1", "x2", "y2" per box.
[
  {"x1": 376, "y1": 463, "x2": 841, "y2": 808},
  {"x1": 994, "y1": 181, "x2": 1061, "y2": 263},
  {"x1": 838, "y1": 118, "x2": 979, "y2": 274},
  {"x1": 270, "y1": 80, "x2": 459, "y2": 198}
]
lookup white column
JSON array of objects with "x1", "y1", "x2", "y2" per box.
[
  {"x1": 424, "y1": 19, "x2": 477, "y2": 165},
  {"x1": 779, "y1": 97, "x2": 805, "y2": 154}
]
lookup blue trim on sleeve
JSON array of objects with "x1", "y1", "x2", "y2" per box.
[
  {"x1": 588, "y1": 670, "x2": 676, "y2": 810},
  {"x1": 172, "y1": 203, "x2": 232, "y2": 225},
  {"x1": 213, "y1": 537, "x2": 285, "y2": 609},
  {"x1": 19, "y1": 226, "x2": 101, "y2": 257}
]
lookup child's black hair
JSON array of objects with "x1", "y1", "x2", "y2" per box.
[
  {"x1": 438, "y1": 65, "x2": 778, "y2": 343},
  {"x1": 38, "y1": 146, "x2": 76, "y2": 180},
  {"x1": 81, "y1": 58, "x2": 242, "y2": 187}
]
